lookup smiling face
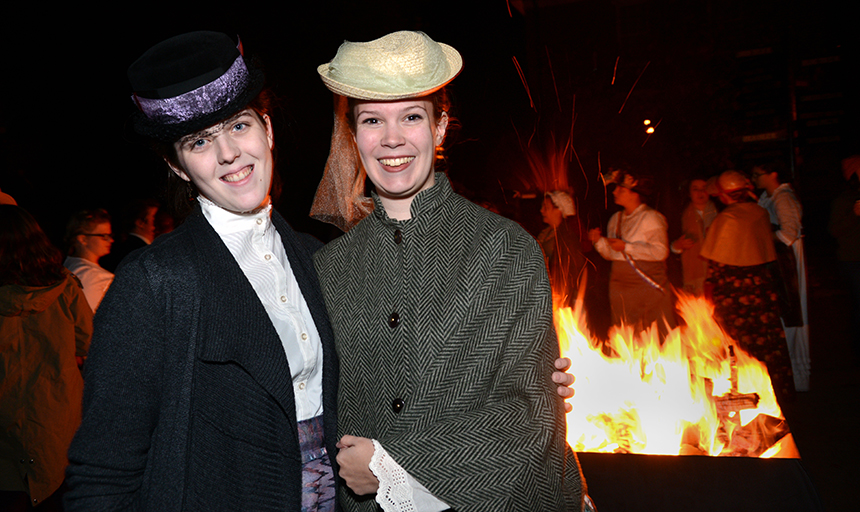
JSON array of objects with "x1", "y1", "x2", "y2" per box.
[
  {"x1": 352, "y1": 98, "x2": 448, "y2": 219},
  {"x1": 170, "y1": 109, "x2": 274, "y2": 213}
]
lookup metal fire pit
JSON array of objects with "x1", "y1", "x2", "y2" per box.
[{"x1": 577, "y1": 452, "x2": 823, "y2": 511}]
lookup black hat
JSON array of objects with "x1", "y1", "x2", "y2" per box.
[{"x1": 128, "y1": 31, "x2": 265, "y2": 142}]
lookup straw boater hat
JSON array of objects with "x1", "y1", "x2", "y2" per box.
[
  {"x1": 127, "y1": 31, "x2": 265, "y2": 142},
  {"x1": 311, "y1": 31, "x2": 463, "y2": 232},
  {"x1": 317, "y1": 31, "x2": 462, "y2": 100}
]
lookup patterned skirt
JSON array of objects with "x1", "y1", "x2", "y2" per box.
[
  {"x1": 706, "y1": 262, "x2": 795, "y2": 404},
  {"x1": 299, "y1": 415, "x2": 336, "y2": 512}
]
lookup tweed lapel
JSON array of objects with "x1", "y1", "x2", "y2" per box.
[{"x1": 187, "y1": 211, "x2": 297, "y2": 424}]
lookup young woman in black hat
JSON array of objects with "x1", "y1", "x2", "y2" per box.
[{"x1": 64, "y1": 32, "x2": 339, "y2": 512}]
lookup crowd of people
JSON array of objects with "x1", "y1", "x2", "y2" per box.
[
  {"x1": 0, "y1": 25, "x2": 857, "y2": 512},
  {"x1": 534, "y1": 164, "x2": 811, "y2": 405}
]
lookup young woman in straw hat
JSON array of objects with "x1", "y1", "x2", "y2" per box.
[
  {"x1": 64, "y1": 32, "x2": 340, "y2": 512},
  {"x1": 313, "y1": 31, "x2": 587, "y2": 512}
]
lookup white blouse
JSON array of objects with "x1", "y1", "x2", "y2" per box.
[
  {"x1": 594, "y1": 203, "x2": 669, "y2": 262},
  {"x1": 63, "y1": 256, "x2": 114, "y2": 312},
  {"x1": 758, "y1": 183, "x2": 803, "y2": 247},
  {"x1": 199, "y1": 197, "x2": 323, "y2": 421}
]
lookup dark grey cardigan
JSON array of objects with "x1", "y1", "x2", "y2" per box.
[{"x1": 65, "y1": 207, "x2": 339, "y2": 511}]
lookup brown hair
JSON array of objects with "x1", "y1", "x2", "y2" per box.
[{"x1": 0, "y1": 205, "x2": 65, "y2": 287}]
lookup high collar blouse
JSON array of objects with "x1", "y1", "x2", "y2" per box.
[{"x1": 199, "y1": 197, "x2": 323, "y2": 421}]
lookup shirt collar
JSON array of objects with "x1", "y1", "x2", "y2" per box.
[
  {"x1": 625, "y1": 203, "x2": 648, "y2": 217},
  {"x1": 371, "y1": 172, "x2": 452, "y2": 223},
  {"x1": 198, "y1": 196, "x2": 273, "y2": 235}
]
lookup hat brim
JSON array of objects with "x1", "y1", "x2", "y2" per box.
[
  {"x1": 317, "y1": 44, "x2": 462, "y2": 101},
  {"x1": 130, "y1": 67, "x2": 265, "y2": 143}
]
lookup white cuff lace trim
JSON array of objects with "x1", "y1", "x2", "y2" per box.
[{"x1": 370, "y1": 439, "x2": 416, "y2": 512}]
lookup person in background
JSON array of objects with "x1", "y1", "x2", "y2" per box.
[
  {"x1": 313, "y1": 30, "x2": 586, "y2": 512},
  {"x1": 752, "y1": 163, "x2": 810, "y2": 392},
  {"x1": 671, "y1": 177, "x2": 717, "y2": 296},
  {"x1": 538, "y1": 189, "x2": 589, "y2": 307},
  {"x1": 700, "y1": 170, "x2": 795, "y2": 405},
  {"x1": 589, "y1": 168, "x2": 675, "y2": 335},
  {"x1": 829, "y1": 155, "x2": 860, "y2": 364},
  {"x1": 99, "y1": 198, "x2": 159, "y2": 272},
  {"x1": 1, "y1": 205, "x2": 92, "y2": 511},
  {"x1": 62, "y1": 209, "x2": 115, "y2": 312}
]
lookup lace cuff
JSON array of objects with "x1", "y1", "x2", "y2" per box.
[{"x1": 370, "y1": 439, "x2": 416, "y2": 512}]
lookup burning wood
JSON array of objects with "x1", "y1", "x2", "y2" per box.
[
  {"x1": 558, "y1": 293, "x2": 800, "y2": 458},
  {"x1": 713, "y1": 345, "x2": 760, "y2": 418}
]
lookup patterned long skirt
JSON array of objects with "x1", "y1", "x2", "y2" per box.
[
  {"x1": 299, "y1": 416, "x2": 336, "y2": 512},
  {"x1": 706, "y1": 262, "x2": 796, "y2": 404}
]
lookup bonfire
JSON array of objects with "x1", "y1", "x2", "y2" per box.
[{"x1": 559, "y1": 292, "x2": 799, "y2": 459}]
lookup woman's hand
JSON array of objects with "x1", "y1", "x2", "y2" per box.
[
  {"x1": 552, "y1": 357, "x2": 575, "y2": 413},
  {"x1": 336, "y1": 435, "x2": 379, "y2": 495},
  {"x1": 607, "y1": 238, "x2": 626, "y2": 252},
  {"x1": 587, "y1": 228, "x2": 602, "y2": 243},
  {"x1": 672, "y1": 236, "x2": 694, "y2": 252}
]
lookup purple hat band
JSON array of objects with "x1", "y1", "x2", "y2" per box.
[{"x1": 132, "y1": 56, "x2": 250, "y2": 125}]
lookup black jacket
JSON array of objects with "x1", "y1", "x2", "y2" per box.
[{"x1": 65, "y1": 207, "x2": 339, "y2": 511}]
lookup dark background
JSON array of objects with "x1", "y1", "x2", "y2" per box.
[
  {"x1": 4, "y1": 0, "x2": 857, "y2": 247},
  {"x1": 3, "y1": 1, "x2": 859, "y2": 509}
]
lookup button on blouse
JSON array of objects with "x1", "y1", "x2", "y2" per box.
[{"x1": 199, "y1": 198, "x2": 324, "y2": 421}]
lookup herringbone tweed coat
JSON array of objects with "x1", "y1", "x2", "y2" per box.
[{"x1": 315, "y1": 174, "x2": 584, "y2": 511}]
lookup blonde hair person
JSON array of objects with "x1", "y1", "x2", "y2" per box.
[
  {"x1": 313, "y1": 31, "x2": 587, "y2": 512},
  {"x1": 670, "y1": 178, "x2": 717, "y2": 296}
]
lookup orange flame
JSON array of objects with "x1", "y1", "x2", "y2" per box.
[{"x1": 559, "y1": 292, "x2": 800, "y2": 458}]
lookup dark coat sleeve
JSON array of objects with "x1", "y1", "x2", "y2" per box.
[{"x1": 65, "y1": 239, "x2": 200, "y2": 512}]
